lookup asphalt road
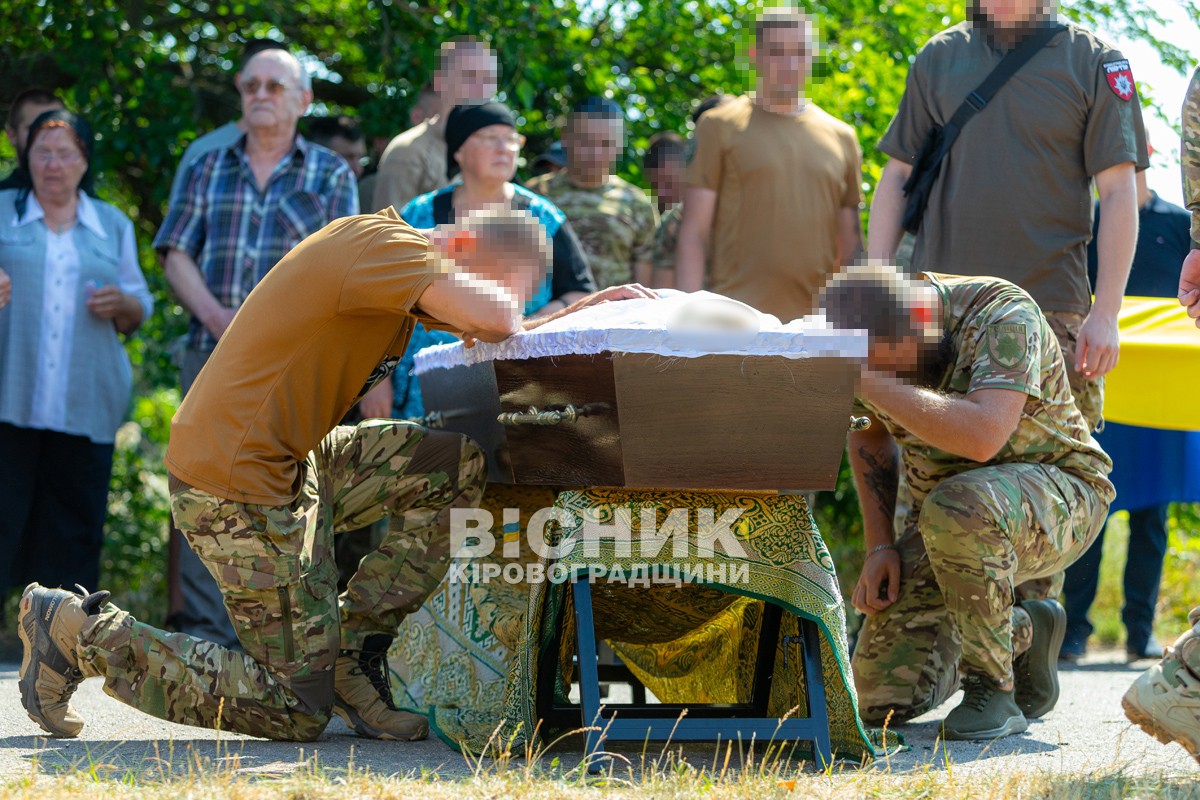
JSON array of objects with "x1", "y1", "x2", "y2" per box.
[{"x1": 0, "y1": 650, "x2": 1196, "y2": 781}]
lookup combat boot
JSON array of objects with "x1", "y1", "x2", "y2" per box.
[
  {"x1": 18, "y1": 583, "x2": 110, "y2": 738},
  {"x1": 1122, "y1": 606, "x2": 1200, "y2": 764},
  {"x1": 1013, "y1": 598, "x2": 1067, "y2": 718},
  {"x1": 333, "y1": 634, "x2": 428, "y2": 741},
  {"x1": 943, "y1": 673, "x2": 1028, "y2": 740}
]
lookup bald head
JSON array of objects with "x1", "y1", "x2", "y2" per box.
[
  {"x1": 238, "y1": 49, "x2": 313, "y2": 135},
  {"x1": 243, "y1": 49, "x2": 310, "y2": 90}
]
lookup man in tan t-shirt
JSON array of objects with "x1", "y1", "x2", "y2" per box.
[
  {"x1": 17, "y1": 206, "x2": 655, "y2": 743},
  {"x1": 675, "y1": 7, "x2": 864, "y2": 321},
  {"x1": 372, "y1": 38, "x2": 499, "y2": 213}
]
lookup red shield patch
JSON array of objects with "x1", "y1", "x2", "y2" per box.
[{"x1": 1103, "y1": 59, "x2": 1136, "y2": 101}]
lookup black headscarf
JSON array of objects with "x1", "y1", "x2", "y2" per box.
[
  {"x1": 445, "y1": 102, "x2": 516, "y2": 180},
  {"x1": 16, "y1": 109, "x2": 96, "y2": 218}
]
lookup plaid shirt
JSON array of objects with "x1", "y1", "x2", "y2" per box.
[{"x1": 154, "y1": 134, "x2": 359, "y2": 350}]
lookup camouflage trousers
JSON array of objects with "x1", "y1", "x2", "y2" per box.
[
  {"x1": 76, "y1": 420, "x2": 486, "y2": 741},
  {"x1": 1044, "y1": 311, "x2": 1104, "y2": 434},
  {"x1": 853, "y1": 462, "x2": 1112, "y2": 726},
  {"x1": 1015, "y1": 310, "x2": 1104, "y2": 603}
]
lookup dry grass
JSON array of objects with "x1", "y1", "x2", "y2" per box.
[
  {"x1": 2, "y1": 761, "x2": 1199, "y2": 800},
  {"x1": 2, "y1": 732, "x2": 1197, "y2": 800}
]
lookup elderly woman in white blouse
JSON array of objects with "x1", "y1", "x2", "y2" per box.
[{"x1": 0, "y1": 109, "x2": 153, "y2": 609}]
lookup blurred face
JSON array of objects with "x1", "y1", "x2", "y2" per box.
[
  {"x1": 455, "y1": 124, "x2": 522, "y2": 184},
  {"x1": 326, "y1": 134, "x2": 366, "y2": 177},
  {"x1": 28, "y1": 126, "x2": 87, "y2": 199},
  {"x1": 5, "y1": 100, "x2": 64, "y2": 156},
  {"x1": 865, "y1": 288, "x2": 944, "y2": 377},
  {"x1": 973, "y1": 0, "x2": 1048, "y2": 27},
  {"x1": 436, "y1": 47, "x2": 499, "y2": 108},
  {"x1": 456, "y1": 239, "x2": 542, "y2": 305},
  {"x1": 646, "y1": 157, "x2": 686, "y2": 208},
  {"x1": 238, "y1": 52, "x2": 312, "y2": 132},
  {"x1": 867, "y1": 336, "x2": 922, "y2": 375},
  {"x1": 753, "y1": 22, "x2": 813, "y2": 99},
  {"x1": 563, "y1": 116, "x2": 622, "y2": 182}
]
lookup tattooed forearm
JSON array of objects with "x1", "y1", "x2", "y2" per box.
[{"x1": 857, "y1": 443, "x2": 899, "y2": 519}]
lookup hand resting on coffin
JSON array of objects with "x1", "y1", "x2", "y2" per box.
[
  {"x1": 522, "y1": 283, "x2": 659, "y2": 331},
  {"x1": 446, "y1": 283, "x2": 658, "y2": 348}
]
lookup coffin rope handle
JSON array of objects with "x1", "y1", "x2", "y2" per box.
[
  {"x1": 849, "y1": 416, "x2": 872, "y2": 431},
  {"x1": 411, "y1": 410, "x2": 446, "y2": 429},
  {"x1": 498, "y1": 405, "x2": 585, "y2": 426}
]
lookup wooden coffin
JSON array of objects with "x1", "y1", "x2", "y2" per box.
[{"x1": 418, "y1": 351, "x2": 857, "y2": 491}]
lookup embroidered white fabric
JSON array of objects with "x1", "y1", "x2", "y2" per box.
[{"x1": 413, "y1": 290, "x2": 867, "y2": 375}]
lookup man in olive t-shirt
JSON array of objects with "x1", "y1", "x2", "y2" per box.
[
  {"x1": 17, "y1": 206, "x2": 656, "y2": 744},
  {"x1": 675, "y1": 7, "x2": 864, "y2": 322},
  {"x1": 867, "y1": 1, "x2": 1148, "y2": 433}
]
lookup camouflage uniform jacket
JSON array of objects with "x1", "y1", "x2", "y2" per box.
[
  {"x1": 651, "y1": 202, "x2": 682, "y2": 278},
  {"x1": 525, "y1": 171, "x2": 658, "y2": 289},
  {"x1": 858, "y1": 273, "x2": 1115, "y2": 529},
  {"x1": 1185, "y1": 66, "x2": 1200, "y2": 247}
]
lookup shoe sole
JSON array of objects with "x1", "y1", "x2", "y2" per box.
[
  {"x1": 17, "y1": 584, "x2": 81, "y2": 738},
  {"x1": 1018, "y1": 600, "x2": 1066, "y2": 718},
  {"x1": 942, "y1": 713, "x2": 1029, "y2": 741},
  {"x1": 332, "y1": 701, "x2": 428, "y2": 742},
  {"x1": 1122, "y1": 692, "x2": 1200, "y2": 764}
]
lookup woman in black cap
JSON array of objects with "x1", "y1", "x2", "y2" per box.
[
  {"x1": 401, "y1": 102, "x2": 595, "y2": 316},
  {"x1": 0, "y1": 110, "x2": 154, "y2": 607},
  {"x1": 391, "y1": 102, "x2": 597, "y2": 420}
]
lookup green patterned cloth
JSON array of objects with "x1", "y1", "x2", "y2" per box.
[{"x1": 391, "y1": 486, "x2": 898, "y2": 762}]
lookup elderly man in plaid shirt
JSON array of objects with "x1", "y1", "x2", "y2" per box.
[{"x1": 155, "y1": 46, "x2": 358, "y2": 648}]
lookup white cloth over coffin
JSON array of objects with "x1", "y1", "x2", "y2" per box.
[{"x1": 413, "y1": 290, "x2": 867, "y2": 374}]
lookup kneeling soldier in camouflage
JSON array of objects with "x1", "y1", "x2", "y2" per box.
[
  {"x1": 18, "y1": 206, "x2": 653, "y2": 742},
  {"x1": 823, "y1": 264, "x2": 1114, "y2": 741}
]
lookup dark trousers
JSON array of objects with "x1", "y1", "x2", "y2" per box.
[
  {"x1": 0, "y1": 422, "x2": 113, "y2": 613},
  {"x1": 1062, "y1": 505, "x2": 1169, "y2": 652}
]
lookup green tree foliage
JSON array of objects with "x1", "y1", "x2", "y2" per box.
[{"x1": 1, "y1": 0, "x2": 1196, "y2": 627}]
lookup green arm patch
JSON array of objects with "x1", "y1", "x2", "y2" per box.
[{"x1": 986, "y1": 323, "x2": 1030, "y2": 370}]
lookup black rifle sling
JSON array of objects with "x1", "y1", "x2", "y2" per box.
[{"x1": 900, "y1": 22, "x2": 1067, "y2": 234}]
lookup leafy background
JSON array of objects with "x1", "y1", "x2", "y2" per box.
[{"x1": 0, "y1": 0, "x2": 1197, "y2": 646}]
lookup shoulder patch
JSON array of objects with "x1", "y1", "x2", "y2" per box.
[
  {"x1": 1103, "y1": 59, "x2": 1136, "y2": 101},
  {"x1": 987, "y1": 323, "x2": 1029, "y2": 369}
]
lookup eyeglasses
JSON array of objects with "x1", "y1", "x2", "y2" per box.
[
  {"x1": 472, "y1": 132, "x2": 524, "y2": 150},
  {"x1": 238, "y1": 78, "x2": 293, "y2": 97},
  {"x1": 29, "y1": 148, "x2": 83, "y2": 166}
]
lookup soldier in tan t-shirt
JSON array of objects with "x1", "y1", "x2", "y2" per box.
[
  {"x1": 675, "y1": 7, "x2": 864, "y2": 322},
  {"x1": 16, "y1": 205, "x2": 656, "y2": 745},
  {"x1": 373, "y1": 38, "x2": 499, "y2": 213}
]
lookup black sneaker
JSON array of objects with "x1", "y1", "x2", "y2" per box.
[
  {"x1": 943, "y1": 674, "x2": 1028, "y2": 740},
  {"x1": 1014, "y1": 598, "x2": 1067, "y2": 718}
]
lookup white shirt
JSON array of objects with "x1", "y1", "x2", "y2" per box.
[{"x1": 15, "y1": 193, "x2": 153, "y2": 433}]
